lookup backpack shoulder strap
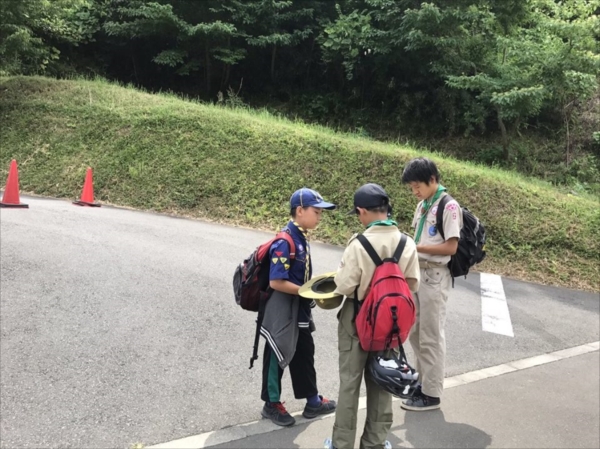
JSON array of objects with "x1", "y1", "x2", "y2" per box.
[
  {"x1": 436, "y1": 194, "x2": 453, "y2": 241},
  {"x1": 275, "y1": 230, "x2": 296, "y2": 259},
  {"x1": 392, "y1": 233, "x2": 407, "y2": 263},
  {"x1": 357, "y1": 234, "x2": 383, "y2": 266}
]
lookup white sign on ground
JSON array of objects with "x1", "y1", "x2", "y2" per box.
[{"x1": 480, "y1": 273, "x2": 514, "y2": 337}]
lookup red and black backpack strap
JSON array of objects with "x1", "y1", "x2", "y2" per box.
[
  {"x1": 357, "y1": 234, "x2": 383, "y2": 266},
  {"x1": 353, "y1": 234, "x2": 383, "y2": 321},
  {"x1": 392, "y1": 234, "x2": 407, "y2": 263},
  {"x1": 275, "y1": 230, "x2": 296, "y2": 259}
]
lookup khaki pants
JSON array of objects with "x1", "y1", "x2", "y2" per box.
[
  {"x1": 332, "y1": 300, "x2": 393, "y2": 449},
  {"x1": 409, "y1": 266, "x2": 451, "y2": 398}
]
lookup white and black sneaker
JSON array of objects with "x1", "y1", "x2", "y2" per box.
[{"x1": 401, "y1": 386, "x2": 441, "y2": 411}]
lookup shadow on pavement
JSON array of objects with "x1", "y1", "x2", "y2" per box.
[{"x1": 390, "y1": 410, "x2": 492, "y2": 449}]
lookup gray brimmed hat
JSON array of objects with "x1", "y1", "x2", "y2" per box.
[{"x1": 298, "y1": 272, "x2": 343, "y2": 310}]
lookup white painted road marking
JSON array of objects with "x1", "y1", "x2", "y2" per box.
[
  {"x1": 480, "y1": 272, "x2": 514, "y2": 337},
  {"x1": 148, "y1": 341, "x2": 599, "y2": 449}
]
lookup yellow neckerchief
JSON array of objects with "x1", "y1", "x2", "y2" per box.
[{"x1": 291, "y1": 220, "x2": 310, "y2": 283}]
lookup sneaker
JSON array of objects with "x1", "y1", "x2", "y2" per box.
[
  {"x1": 401, "y1": 387, "x2": 441, "y2": 411},
  {"x1": 303, "y1": 395, "x2": 337, "y2": 419},
  {"x1": 261, "y1": 402, "x2": 296, "y2": 426}
]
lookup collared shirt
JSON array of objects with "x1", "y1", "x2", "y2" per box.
[
  {"x1": 269, "y1": 220, "x2": 314, "y2": 327},
  {"x1": 333, "y1": 225, "x2": 420, "y2": 340},
  {"x1": 411, "y1": 192, "x2": 462, "y2": 265},
  {"x1": 334, "y1": 225, "x2": 421, "y2": 302}
]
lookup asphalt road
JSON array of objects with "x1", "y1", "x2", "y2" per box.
[{"x1": 1, "y1": 196, "x2": 598, "y2": 449}]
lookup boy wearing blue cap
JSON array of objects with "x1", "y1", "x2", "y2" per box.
[{"x1": 260, "y1": 188, "x2": 338, "y2": 426}]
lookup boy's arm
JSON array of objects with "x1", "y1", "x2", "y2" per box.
[
  {"x1": 268, "y1": 239, "x2": 300, "y2": 294},
  {"x1": 334, "y1": 241, "x2": 362, "y2": 298},
  {"x1": 402, "y1": 237, "x2": 421, "y2": 293},
  {"x1": 269, "y1": 279, "x2": 300, "y2": 295},
  {"x1": 417, "y1": 199, "x2": 461, "y2": 256},
  {"x1": 416, "y1": 238, "x2": 458, "y2": 256}
]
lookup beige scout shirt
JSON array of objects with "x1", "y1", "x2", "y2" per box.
[
  {"x1": 412, "y1": 192, "x2": 463, "y2": 265},
  {"x1": 334, "y1": 225, "x2": 420, "y2": 302}
]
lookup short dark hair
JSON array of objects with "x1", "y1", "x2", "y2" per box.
[
  {"x1": 290, "y1": 206, "x2": 306, "y2": 218},
  {"x1": 401, "y1": 157, "x2": 440, "y2": 184},
  {"x1": 365, "y1": 205, "x2": 389, "y2": 214}
]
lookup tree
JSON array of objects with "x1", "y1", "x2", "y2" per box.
[
  {"x1": 225, "y1": 0, "x2": 314, "y2": 82},
  {"x1": 0, "y1": 0, "x2": 96, "y2": 75},
  {"x1": 104, "y1": 1, "x2": 239, "y2": 95}
]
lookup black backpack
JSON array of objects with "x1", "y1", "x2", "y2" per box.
[{"x1": 436, "y1": 195, "x2": 486, "y2": 279}]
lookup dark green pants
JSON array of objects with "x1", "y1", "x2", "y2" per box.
[{"x1": 261, "y1": 327, "x2": 318, "y2": 402}]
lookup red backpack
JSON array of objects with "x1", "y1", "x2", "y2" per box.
[{"x1": 354, "y1": 233, "x2": 416, "y2": 352}]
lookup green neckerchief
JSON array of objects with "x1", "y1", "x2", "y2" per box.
[
  {"x1": 366, "y1": 218, "x2": 398, "y2": 229},
  {"x1": 415, "y1": 185, "x2": 446, "y2": 244}
]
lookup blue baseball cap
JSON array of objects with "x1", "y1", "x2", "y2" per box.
[{"x1": 290, "y1": 188, "x2": 336, "y2": 210}]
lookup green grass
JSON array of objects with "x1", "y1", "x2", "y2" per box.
[{"x1": 1, "y1": 76, "x2": 599, "y2": 292}]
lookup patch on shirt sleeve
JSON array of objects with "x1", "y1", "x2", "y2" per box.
[{"x1": 445, "y1": 203, "x2": 458, "y2": 211}]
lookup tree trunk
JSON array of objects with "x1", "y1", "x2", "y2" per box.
[
  {"x1": 565, "y1": 113, "x2": 571, "y2": 166},
  {"x1": 131, "y1": 43, "x2": 139, "y2": 84},
  {"x1": 220, "y1": 37, "x2": 232, "y2": 90},
  {"x1": 205, "y1": 41, "x2": 211, "y2": 96},
  {"x1": 224, "y1": 64, "x2": 231, "y2": 90},
  {"x1": 306, "y1": 37, "x2": 315, "y2": 82},
  {"x1": 271, "y1": 44, "x2": 277, "y2": 82},
  {"x1": 497, "y1": 109, "x2": 509, "y2": 161}
]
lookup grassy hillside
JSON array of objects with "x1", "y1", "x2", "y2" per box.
[{"x1": 1, "y1": 76, "x2": 598, "y2": 292}]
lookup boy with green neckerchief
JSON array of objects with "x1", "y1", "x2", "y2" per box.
[
  {"x1": 400, "y1": 157, "x2": 463, "y2": 411},
  {"x1": 325, "y1": 183, "x2": 420, "y2": 449}
]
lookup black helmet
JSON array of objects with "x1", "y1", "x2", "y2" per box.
[{"x1": 368, "y1": 352, "x2": 419, "y2": 398}]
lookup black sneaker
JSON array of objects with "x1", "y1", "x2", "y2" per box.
[
  {"x1": 261, "y1": 402, "x2": 296, "y2": 426},
  {"x1": 401, "y1": 387, "x2": 441, "y2": 411},
  {"x1": 303, "y1": 396, "x2": 337, "y2": 419}
]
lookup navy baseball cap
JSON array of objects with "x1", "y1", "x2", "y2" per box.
[
  {"x1": 348, "y1": 183, "x2": 392, "y2": 215},
  {"x1": 290, "y1": 188, "x2": 336, "y2": 210}
]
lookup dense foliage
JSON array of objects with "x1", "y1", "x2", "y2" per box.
[{"x1": 1, "y1": 0, "x2": 599, "y2": 189}]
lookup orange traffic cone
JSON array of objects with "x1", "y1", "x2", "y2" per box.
[
  {"x1": 73, "y1": 167, "x2": 100, "y2": 207},
  {"x1": 0, "y1": 159, "x2": 29, "y2": 208}
]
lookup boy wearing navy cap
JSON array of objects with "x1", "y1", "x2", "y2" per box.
[{"x1": 259, "y1": 187, "x2": 338, "y2": 426}]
